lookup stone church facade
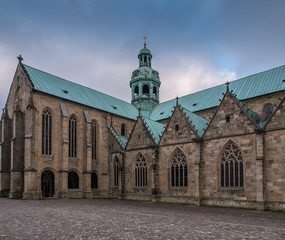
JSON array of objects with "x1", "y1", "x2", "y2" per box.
[{"x1": 0, "y1": 44, "x2": 285, "y2": 211}]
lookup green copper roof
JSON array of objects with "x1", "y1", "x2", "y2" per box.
[
  {"x1": 142, "y1": 117, "x2": 166, "y2": 144},
  {"x1": 238, "y1": 100, "x2": 265, "y2": 128},
  {"x1": 150, "y1": 65, "x2": 285, "y2": 121},
  {"x1": 139, "y1": 47, "x2": 151, "y2": 55},
  {"x1": 108, "y1": 126, "x2": 128, "y2": 149},
  {"x1": 22, "y1": 64, "x2": 139, "y2": 120},
  {"x1": 181, "y1": 107, "x2": 209, "y2": 138}
]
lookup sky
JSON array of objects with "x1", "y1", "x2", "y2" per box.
[{"x1": 1, "y1": 0, "x2": 285, "y2": 109}]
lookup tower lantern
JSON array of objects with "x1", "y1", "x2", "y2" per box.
[{"x1": 130, "y1": 38, "x2": 161, "y2": 111}]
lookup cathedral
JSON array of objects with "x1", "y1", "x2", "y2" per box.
[{"x1": 0, "y1": 42, "x2": 285, "y2": 211}]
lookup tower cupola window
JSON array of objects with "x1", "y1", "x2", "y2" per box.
[
  {"x1": 134, "y1": 86, "x2": 139, "y2": 98},
  {"x1": 143, "y1": 85, "x2": 149, "y2": 96},
  {"x1": 153, "y1": 86, "x2": 157, "y2": 97}
]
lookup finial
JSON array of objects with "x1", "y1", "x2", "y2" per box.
[
  {"x1": 138, "y1": 108, "x2": 141, "y2": 117},
  {"x1": 17, "y1": 55, "x2": 23, "y2": 63},
  {"x1": 143, "y1": 36, "x2": 147, "y2": 47},
  {"x1": 176, "y1": 96, "x2": 179, "y2": 106},
  {"x1": 226, "y1": 81, "x2": 230, "y2": 92}
]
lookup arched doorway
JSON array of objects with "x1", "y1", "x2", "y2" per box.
[{"x1": 41, "y1": 170, "x2": 55, "y2": 197}]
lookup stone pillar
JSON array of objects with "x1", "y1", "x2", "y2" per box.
[
  {"x1": 193, "y1": 140, "x2": 202, "y2": 205},
  {"x1": 151, "y1": 148, "x2": 159, "y2": 202},
  {"x1": 138, "y1": 82, "x2": 142, "y2": 98},
  {"x1": 120, "y1": 152, "x2": 126, "y2": 198},
  {"x1": 23, "y1": 95, "x2": 39, "y2": 199},
  {"x1": 83, "y1": 117, "x2": 92, "y2": 198},
  {"x1": 0, "y1": 106, "x2": 12, "y2": 197},
  {"x1": 255, "y1": 131, "x2": 265, "y2": 210},
  {"x1": 10, "y1": 104, "x2": 25, "y2": 199},
  {"x1": 58, "y1": 105, "x2": 69, "y2": 198}
]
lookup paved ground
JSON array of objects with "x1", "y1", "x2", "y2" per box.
[{"x1": 0, "y1": 198, "x2": 284, "y2": 240}]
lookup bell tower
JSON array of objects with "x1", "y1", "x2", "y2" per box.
[{"x1": 130, "y1": 37, "x2": 161, "y2": 111}]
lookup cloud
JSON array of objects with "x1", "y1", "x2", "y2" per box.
[{"x1": 159, "y1": 57, "x2": 237, "y2": 102}]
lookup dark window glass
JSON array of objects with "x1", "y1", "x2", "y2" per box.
[
  {"x1": 91, "y1": 121, "x2": 96, "y2": 160},
  {"x1": 220, "y1": 142, "x2": 243, "y2": 188},
  {"x1": 69, "y1": 116, "x2": 77, "y2": 158},
  {"x1": 171, "y1": 148, "x2": 188, "y2": 187},
  {"x1": 114, "y1": 157, "x2": 119, "y2": 187},
  {"x1": 226, "y1": 116, "x2": 230, "y2": 122},
  {"x1": 91, "y1": 172, "x2": 98, "y2": 189},
  {"x1": 143, "y1": 85, "x2": 149, "y2": 94},
  {"x1": 135, "y1": 153, "x2": 147, "y2": 187},
  {"x1": 175, "y1": 124, "x2": 179, "y2": 132},
  {"x1": 68, "y1": 171, "x2": 79, "y2": 189},
  {"x1": 264, "y1": 103, "x2": 274, "y2": 120},
  {"x1": 42, "y1": 109, "x2": 52, "y2": 155},
  {"x1": 121, "y1": 124, "x2": 126, "y2": 136}
]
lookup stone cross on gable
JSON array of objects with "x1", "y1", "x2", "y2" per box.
[{"x1": 17, "y1": 55, "x2": 23, "y2": 63}]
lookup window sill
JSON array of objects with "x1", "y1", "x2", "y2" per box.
[
  {"x1": 169, "y1": 187, "x2": 188, "y2": 191},
  {"x1": 41, "y1": 155, "x2": 54, "y2": 162},
  {"x1": 219, "y1": 187, "x2": 244, "y2": 191}
]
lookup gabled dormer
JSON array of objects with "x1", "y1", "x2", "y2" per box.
[
  {"x1": 160, "y1": 100, "x2": 209, "y2": 146},
  {"x1": 203, "y1": 83, "x2": 262, "y2": 139},
  {"x1": 126, "y1": 114, "x2": 165, "y2": 151}
]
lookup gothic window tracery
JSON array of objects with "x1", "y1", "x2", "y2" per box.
[
  {"x1": 69, "y1": 115, "x2": 77, "y2": 158},
  {"x1": 42, "y1": 109, "x2": 52, "y2": 155},
  {"x1": 135, "y1": 153, "x2": 147, "y2": 187},
  {"x1": 171, "y1": 148, "x2": 188, "y2": 187},
  {"x1": 220, "y1": 142, "x2": 243, "y2": 188}
]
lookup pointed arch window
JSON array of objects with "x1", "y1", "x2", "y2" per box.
[
  {"x1": 171, "y1": 148, "x2": 188, "y2": 187},
  {"x1": 221, "y1": 142, "x2": 243, "y2": 188},
  {"x1": 42, "y1": 109, "x2": 52, "y2": 155},
  {"x1": 69, "y1": 115, "x2": 77, "y2": 158},
  {"x1": 68, "y1": 171, "x2": 79, "y2": 189},
  {"x1": 91, "y1": 172, "x2": 98, "y2": 189},
  {"x1": 114, "y1": 157, "x2": 120, "y2": 187},
  {"x1": 135, "y1": 153, "x2": 147, "y2": 187},
  {"x1": 91, "y1": 120, "x2": 97, "y2": 160}
]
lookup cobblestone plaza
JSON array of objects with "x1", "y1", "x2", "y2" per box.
[{"x1": 0, "y1": 198, "x2": 284, "y2": 239}]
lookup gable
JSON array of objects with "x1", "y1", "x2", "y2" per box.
[
  {"x1": 204, "y1": 94, "x2": 257, "y2": 139},
  {"x1": 6, "y1": 64, "x2": 33, "y2": 117},
  {"x1": 160, "y1": 107, "x2": 197, "y2": 146},
  {"x1": 265, "y1": 96, "x2": 285, "y2": 129},
  {"x1": 126, "y1": 118, "x2": 155, "y2": 150}
]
